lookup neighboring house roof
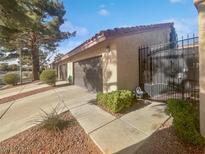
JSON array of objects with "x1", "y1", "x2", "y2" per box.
[{"x1": 57, "y1": 22, "x2": 173, "y2": 63}]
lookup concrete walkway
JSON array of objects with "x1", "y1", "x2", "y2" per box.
[
  {"x1": 70, "y1": 101, "x2": 168, "y2": 154},
  {"x1": 0, "y1": 84, "x2": 168, "y2": 154}
]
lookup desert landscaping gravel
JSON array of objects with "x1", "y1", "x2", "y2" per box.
[
  {"x1": 0, "y1": 111, "x2": 102, "y2": 154},
  {"x1": 1, "y1": 102, "x2": 204, "y2": 154},
  {"x1": 136, "y1": 120, "x2": 205, "y2": 154}
]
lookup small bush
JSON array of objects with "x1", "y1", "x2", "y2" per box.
[
  {"x1": 0, "y1": 78, "x2": 5, "y2": 85},
  {"x1": 3, "y1": 73, "x2": 19, "y2": 86},
  {"x1": 97, "y1": 90, "x2": 135, "y2": 113},
  {"x1": 39, "y1": 105, "x2": 71, "y2": 132},
  {"x1": 167, "y1": 99, "x2": 204, "y2": 145},
  {"x1": 68, "y1": 75, "x2": 73, "y2": 84},
  {"x1": 40, "y1": 69, "x2": 56, "y2": 86}
]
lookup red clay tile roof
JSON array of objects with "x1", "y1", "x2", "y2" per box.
[
  {"x1": 58, "y1": 22, "x2": 173, "y2": 62},
  {"x1": 102, "y1": 22, "x2": 173, "y2": 37}
]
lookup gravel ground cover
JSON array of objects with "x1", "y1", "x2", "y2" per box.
[
  {"x1": 0, "y1": 111, "x2": 102, "y2": 154},
  {"x1": 136, "y1": 119, "x2": 205, "y2": 154}
]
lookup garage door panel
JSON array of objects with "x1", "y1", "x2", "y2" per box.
[{"x1": 74, "y1": 56, "x2": 103, "y2": 92}]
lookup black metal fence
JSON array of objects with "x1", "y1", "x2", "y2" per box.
[
  {"x1": 139, "y1": 35, "x2": 199, "y2": 101},
  {"x1": 0, "y1": 50, "x2": 33, "y2": 89}
]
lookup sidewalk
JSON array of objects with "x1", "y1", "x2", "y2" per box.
[
  {"x1": 0, "y1": 81, "x2": 69, "y2": 104},
  {"x1": 0, "y1": 82, "x2": 49, "y2": 99},
  {"x1": 69, "y1": 100, "x2": 168, "y2": 154}
]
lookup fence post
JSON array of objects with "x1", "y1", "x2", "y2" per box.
[
  {"x1": 194, "y1": 0, "x2": 205, "y2": 137},
  {"x1": 19, "y1": 48, "x2": 22, "y2": 84}
]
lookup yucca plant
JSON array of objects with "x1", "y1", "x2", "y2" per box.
[{"x1": 36, "y1": 104, "x2": 72, "y2": 132}]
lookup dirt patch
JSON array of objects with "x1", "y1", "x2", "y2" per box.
[
  {"x1": 0, "y1": 86, "x2": 55, "y2": 105},
  {"x1": 136, "y1": 120, "x2": 205, "y2": 154},
  {"x1": 0, "y1": 111, "x2": 102, "y2": 154}
]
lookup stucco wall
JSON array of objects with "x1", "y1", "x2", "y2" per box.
[
  {"x1": 57, "y1": 27, "x2": 171, "y2": 92},
  {"x1": 195, "y1": 0, "x2": 205, "y2": 137},
  {"x1": 116, "y1": 28, "x2": 171, "y2": 91},
  {"x1": 57, "y1": 40, "x2": 118, "y2": 92},
  {"x1": 102, "y1": 43, "x2": 118, "y2": 92}
]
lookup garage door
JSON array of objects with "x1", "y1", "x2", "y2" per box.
[{"x1": 74, "y1": 56, "x2": 103, "y2": 92}]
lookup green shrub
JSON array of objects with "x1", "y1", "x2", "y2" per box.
[
  {"x1": 0, "y1": 78, "x2": 5, "y2": 85},
  {"x1": 39, "y1": 105, "x2": 72, "y2": 132},
  {"x1": 68, "y1": 75, "x2": 73, "y2": 84},
  {"x1": 167, "y1": 99, "x2": 204, "y2": 145},
  {"x1": 40, "y1": 69, "x2": 56, "y2": 86},
  {"x1": 0, "y1": 63, "x2": 9, "y2": 71},
  {"x1": 97, "y1": 90, "x2": 135, "y2": 113},
  {"x1": 3, "y1": 73, "x2": 19, "y2": 86}
]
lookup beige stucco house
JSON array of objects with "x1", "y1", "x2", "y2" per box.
[{"x1": 55, "y1": 23, "x2": 174, "y2": 93}]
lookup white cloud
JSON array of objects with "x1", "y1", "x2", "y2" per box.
[
  {"x1": 163, "y1": 18, "x2": 198, "y2": 37},
  {"x1": 98, "y1": 9, "x2": 110, "y2": 16},
  {"x1": 60, "y1": 21, "x2": 89, "y2": 37},
  {"x1": 58, "y1": 40, "x2": 83, "y2": 53},
  {"x1": 53, "y1": 39, "x2": 83, "y2": 62},
  {"x1": 66, "y1": 40, "x2": 82, "y2": 52},
  {"x1": 169, "y1": 0, "x2": 184, "y2": 4},
  {"x1": 58, "y1": 21, "x2": 89, "y2": 54}
]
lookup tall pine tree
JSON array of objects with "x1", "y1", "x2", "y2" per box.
[{"x1": 0, "y1": 0, "x2": 74, "y2": 80}]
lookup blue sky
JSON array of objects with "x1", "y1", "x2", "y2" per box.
[{"x1": 58, "y1": 0, "x2": 198, "y2": 54}]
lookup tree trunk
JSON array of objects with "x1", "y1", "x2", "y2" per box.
[{"x1": 31, "y1": 32, "x2": 40, "y2": 81}]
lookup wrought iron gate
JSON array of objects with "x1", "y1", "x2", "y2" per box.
[{"x1": 139, "y1": 35, "x2": 199, "y2": 101}]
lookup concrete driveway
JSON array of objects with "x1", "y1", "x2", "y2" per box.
[{"x1": 0, "y1": 85, "x2": 96, "y2": 142}]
